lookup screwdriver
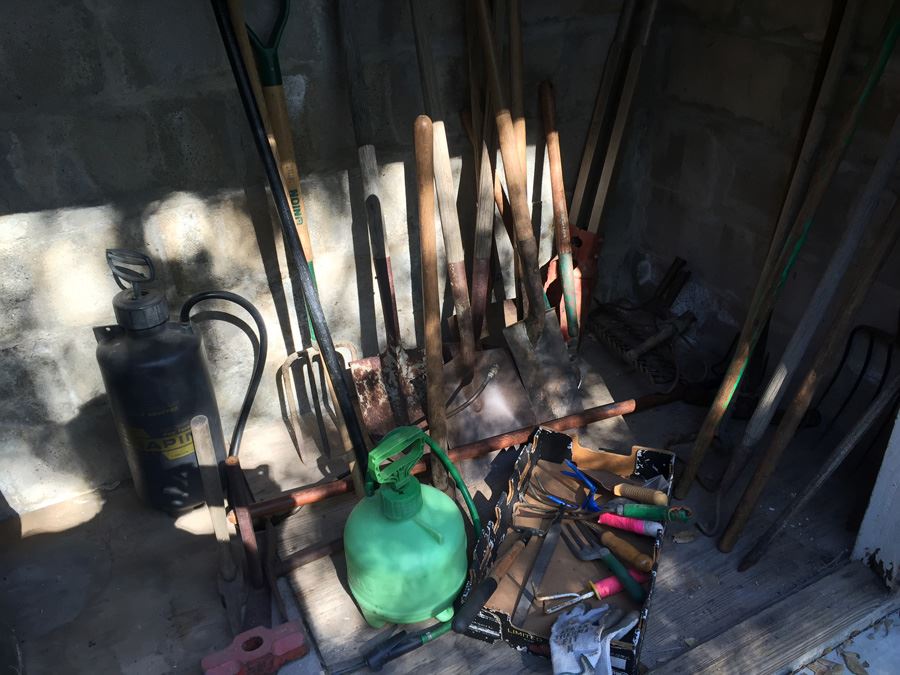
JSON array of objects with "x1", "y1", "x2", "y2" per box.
[{"x1": 331, "y1": 621, "x2": 451, "y2": 674}]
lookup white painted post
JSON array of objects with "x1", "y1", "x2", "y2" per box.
[{"x1": 853, "y1": 408, "x2": 900, "y2": 589}]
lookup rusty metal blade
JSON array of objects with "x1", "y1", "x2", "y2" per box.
[
  {"x1": 504, "y1": 309, "x2": 581, "y2": 420},
  {"x1": 350, "y1": 347, "x2": 426, "y2": 439}
]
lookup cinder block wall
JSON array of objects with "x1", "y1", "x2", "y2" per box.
[
  {"x1": 0, "y1": 0, "x2": 620, "y2": 517},
  {"x1": 3, "y1": 0, "x2": 898, "y2": 518},
  {"x1": 605, "y1": 0, "x2": 900, "y2": 357}
]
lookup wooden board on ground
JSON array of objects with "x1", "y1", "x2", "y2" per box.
[
  {"x1": 277, "y1": 490, "x2": 544, "y2": 673},
  {"x1": 650, "y1": 562, "x2": 899, "y2": 674},
  {"x1": 641, "y1": 430, "x2": 859, "y2": 668}
]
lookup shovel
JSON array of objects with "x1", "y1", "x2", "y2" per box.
[
  {"x1": 348, "y1": 196, "x2": 427, "y2": 438},
  {"x1": 473, "y1": 0, "x2": 581, "y2": 421},
  {"x1": 410, "y1": 9, "x2": 535, "y2": 448},
  {"x1": 337, "y1": 2, "x2": 427, "y2": 438}
]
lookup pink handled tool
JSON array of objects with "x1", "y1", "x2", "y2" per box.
[{"x1": 598, "y1": 512, "x2": 663, "y2": 537}]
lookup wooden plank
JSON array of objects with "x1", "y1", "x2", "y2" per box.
[
  {"x1": 650, "y1": 562, "x2": 900, "y2": 675},
  {"x1": 853, "y1": 409, "x2": 900, "y2": 589},
  {"x1": 277, "y1": 485, "x2": 538, "y2": 672},
  {"x1": 641, "y1": 456, "x2": 854, "y2": 665}
]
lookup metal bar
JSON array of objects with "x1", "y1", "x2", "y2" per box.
[{"x1": 233, "y1": 388, "x2": 682, "y2": 521}]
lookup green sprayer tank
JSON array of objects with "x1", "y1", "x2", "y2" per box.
[{"x1": 343, "y1": 427, "x2": 480, "y2": 628}]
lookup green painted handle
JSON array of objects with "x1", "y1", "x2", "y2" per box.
[
  {"x1": 600, "y1": 549, "x2": 646, "y2": 602},
  {"x1": 617, "y1": 504, "x2": 692, "y2": 522},
  {"x1": 246, "y1": 0, "x2": 290, "y2": 86}
]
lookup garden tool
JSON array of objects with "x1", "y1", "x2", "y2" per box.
[
  {"x1": 409, "y1": 4, "x2": 536, "y2": 448},
  {"x1": 561, "y1": 521, "x2": 646, "y2": 601},
  {"x1": 338, "y1": 0, "x2": 427, "y2": 438},
  {"x1": 348, "y1": 197, "x2": 427, "y2": 438},
  {"x1": 277, "y1": 341, "x2": 359, "y2": 463},
  {"x1": 474, "y1": 0, "x2": 582, "y2": 421},
  {"x1": 537, "y1": 571, "x2": 649, "y2": 614},
  {"x1": 236, "y1": 0, "x2": 359, "y2": 468},
  {"x1": 211, "y1": 0, "x2": 370, "y2": 484},
  {"x1": 540, "y1": 81, "x2": 579, "y2": 340}
]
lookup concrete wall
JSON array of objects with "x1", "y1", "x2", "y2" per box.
[
  {"x1": 0, "y1": 0, "x2": 621, "y2": 517},
  {"x1": 3, "y1": 0, "x2": 899, "y2": 519},
  {"x1": 605, "y1": 0, "x2": 900, "y2": 358}
]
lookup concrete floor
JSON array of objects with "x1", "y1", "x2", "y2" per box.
[{"x1": 797, "y1": 610, "x2": 900, "y2": 675}]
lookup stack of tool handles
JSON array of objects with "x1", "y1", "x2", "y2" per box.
[{"x1": 674, "y1": 1, "x2": 900, "y2": 562}]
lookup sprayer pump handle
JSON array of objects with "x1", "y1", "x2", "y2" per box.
[{"x1": 106, "y1": 249, "x2": 156, "y2": 296}]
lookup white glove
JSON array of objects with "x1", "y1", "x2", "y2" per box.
[{"x1": 550, "y1": 604, "x2": 640, "y2": 675}]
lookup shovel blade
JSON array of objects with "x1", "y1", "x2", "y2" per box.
[
  {"x1": 444, "y1": 348, "x2": 537, "y2": 447},
  {"x1": 504, "y1": 310, "x2": 581, "y2": 420},
  {"x1": 349, "y1": 348, "x2": 426, "y2": 438}
]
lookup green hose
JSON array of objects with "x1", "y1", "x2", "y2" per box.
[{"x1": 423, "y1": 435, "x2": 483, "y2": 534}]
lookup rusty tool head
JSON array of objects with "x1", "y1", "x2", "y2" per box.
[{"x1": 349, "y1": 195, "x2": 427, "y2": 439}]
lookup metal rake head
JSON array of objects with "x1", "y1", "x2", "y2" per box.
[{"x1": 561, "y1": 521, "x2": 610, "y2": 562}]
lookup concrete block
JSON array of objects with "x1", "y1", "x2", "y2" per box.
[
  {"x1": 0, "y1": 205, "x2": 152, "y2": 345},
  {"x1": 664, "y1": 24, "x2": 812, "y2": 132},
  {"x1": 0, "y1": 327, "x2": 126, "y2": 515},
  {"x1": 86, "y1": 0, "x2": 226, "y2": 95},
  {"x1": 0, "y1": 1, "x2": 104, "y2": 114},
  {"x1": 71, "y1": 109, "x2": 164, "y2": 197},
  {"x1": 151, "y1": 96, "x2": 250, "y2": 194},
  {"x1": 0, "y1": 123, "x2": 100, "y2": 213}
]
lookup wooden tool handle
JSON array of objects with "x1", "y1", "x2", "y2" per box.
[
  {"x1": 491, "y1": 536, "x2": 528, "y2": 580},
  {"x1": 540, "y1": 80, "x2": 579, "y2": 336},
  {"x1": 433, "y1": 120, "x2": 476, "y2": 378},
  {"x1": 409, "y1": 3, "x2": 476, "y2": 376},
  {"x1": 226, "y1": 0, "x2": 269, "y2": 122},
  {"x1": 613, "y1": 482, "x2": 669, "y2": 506},
  {"x1": 414, "y1": 115, "x2": 449, "y2": 450},
  {"x1": 600, "y1": 530, "x2": 653, "y2": 573},
  {"x1": 474, "y1": 0, "x2": 545, "y2": 331},
  {"x1": 453, "y1": 536, "x2": 527, "y2": 633},
  {"x1": 509, "y1": 0, "x2": 527, "y2": 173},
  {"x1": 192, "y1": 415, "x2": 237, "y2": 581},
  {"x1": 539, "y1": 82, "x2": 570, "y2": 256},
  {"x1": 263, "y1": 85, "x2": 313, "y2": 261},
  {"x1": 586, "y1": 0, "x2": 658, "y2": 236}
]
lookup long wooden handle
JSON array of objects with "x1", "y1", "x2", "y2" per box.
[
  {"x1": 263, "y1": 85, "x2": 314, "y2": 267},
  {"x1": 540, "y1": 81, "x2": 579, "y2": 336},
  {"x1": 586, "y1": 0, "x2": 657, "y2": 236},
  {"x1": 509, "y1": 0, "x2": 527, "y2": 174},
  {"x1": 226, "y1": 0, "x2": 269, "y2": 123},
  {"x1": 433, "y1": 121, "x2": 476, "y2": 378},
  {"x1": 474, "y1": 0, "x2": 545, "y2": 333},
  {"x1": 415, "y1": 115, "x2": 448, "y2": 450},
  {"x1": 569, "y1": 0, "x2": 636, "y2": 226},
  {"x1": 409, "y1": 3, "x2": 476, "y2": 378}
]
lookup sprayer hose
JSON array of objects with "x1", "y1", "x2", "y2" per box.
[
  {"x1": 422, "y1": 435, "x2": 483, "y2": 534},
  {"x1": 180, "y1": 291, "x2": 268, "y2": 458}
]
